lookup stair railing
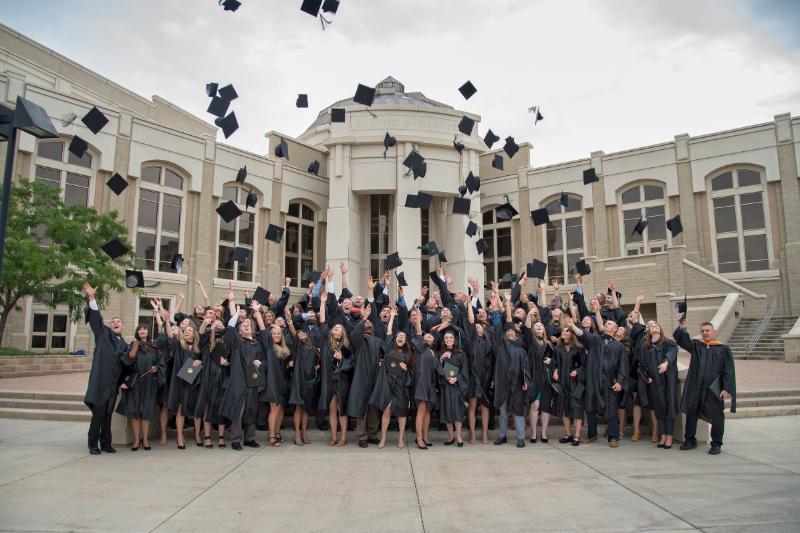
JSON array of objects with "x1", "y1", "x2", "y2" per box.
[{"x1": 744, "y1": 300, "x2": 777, "y2": 354}]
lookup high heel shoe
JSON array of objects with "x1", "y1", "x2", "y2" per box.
[
  {"x1": 457, "y1": 440, "x2": 464, "y2": 448},
  {"x1": 131, "y1": 439, "x2": 141, "y2": 451},
  {"x1": 143, "y1": 443, "x2": 151, "y2": 451},
  {"x1": 444, "y1": 438, "x2": 456, "y2": 446},
  {"x1": 541, "y1": 437, "x2": 549, "y2": 444},
  {"x1": 177, "y1": 439, "x2": 186, "y2": 450},
  {"x1": 416, "y1": 441, "x2": 428, "y2": 450},
  {"x1": 425, "y1": 441, "x2": 433, "y2": 447},
  {"x1": 204, "y1": 437, "x2": 213, "y2": 449}
]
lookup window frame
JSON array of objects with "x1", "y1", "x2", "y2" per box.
[
  {"x1": 32, "y1": 137, "x2": 96, "y2": 208},
  {"x1": 29, "y1": 306, "x2": 70, "y2": 352},
  {"x1": 482, "y1": 208, "x2": 515, "y2": 289},
  {"x1": 285, "y1": 200, "x2": 317, "y2": 288},
  {"x1": 618, "y1": 182, "x2": 669, "y2": 256},
  {"x1": 135, "y1": 296, "x2": 174, "y2": 340},
  {"x1": 134, "y1": 164, "x2": 186, "y2": 273},
  {"x1": 217, "y1": 184, "x2": 257, "y2": 282},
  {"x1": 542, "y1": 194, "x2": 585, "y2": 285},
  {"x1": 369, "y1": 194, "x2": 391, "y2": 280}
]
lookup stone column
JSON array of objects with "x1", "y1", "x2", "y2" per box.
[
  {"x1": 774, "y1": 114, "x2": 800, "y2": 315},
  {"x1": 392, "y1": 142, "x2": 422, "y2": 295},
  {"x1": 674, "y1": 134, "x2": 702, "y2": 264},
  {"x1": 517, "y1": 166, "x2": 533, "y2": 266},
  {"x1": 590, "y1": 150, "x2": 610, "y2": 259},
  {"x1": 444, "y1": 148, "x2": 483, "y2": 291},
  {"x1": 264, "y1": 160, "x2": 285, "y2": 290}
]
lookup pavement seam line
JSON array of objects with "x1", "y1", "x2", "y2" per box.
[
  {"x1": 0, "y1": 454, "x2": 87, "y2": 489},
  {"x1": 405, "y1": 444, "x2": 426, "y2": 533}
]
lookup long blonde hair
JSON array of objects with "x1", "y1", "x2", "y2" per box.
[
  {"x1": 179, "y1": 326, "x2": 200, "y2": 353},
  {"x1": 271, "y1": 325, "x2": 291, "y2": 360},
  {"x1": 327, "y1": 324, "x2": 350, "y2": 351}
]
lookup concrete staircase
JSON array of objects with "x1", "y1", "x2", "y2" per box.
[
  {"x1": 728, "y1": 316, "x2": 797, "y2": 360},
  {"x1": 0, "y1": 356, "x2": 92, "y2": 379},
  {"x1": 727, "y1": 389, "x2": 800, "y2": 418},
  {"x1": 0, "y1": 390, "x2": 90, "y2": 421}
]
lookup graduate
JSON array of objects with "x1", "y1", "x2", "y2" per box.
[
  {"x1": 637, "y1": 320, "x2": 679, "y2": 449},
  {"x1": 258, "y1": 303, "x2": 293, "y2": 447},
  {"x1": 409, "y1": 310, "x2": 438, "y2": 449},
  {"x1": 465, "y1": 297, "x2": 493, "y2": 444},
  {"x1": 435, "y1": 321, "x2": 470, "y2": 447},
  {"x1": 197, "y1": 314, "x2": 231, "y2": 448},
  {"x1": 82, "y1": 282, "x2": 129, "y2": 455},
  {"x1": 317, "y1": 292, "x2": 353, "y2": 447},
  {"x1": 525, "y1": 318, "x2": 553, "y2": 444},
  {"x1": 553, "y1": 317, "x2": 586, "y2": 446},
  {"x1": 346, "y1": 300, "x2": 384, "y2": 448},
  {"x1": 286, "y1": 313, "x2": 319, "y2": 446},
  {"x1": 164, "y1": 313, "x2": 203, "y2": 449},
  {"x1": 616, "y1": 292, "x2": 645, "y2": 439}
]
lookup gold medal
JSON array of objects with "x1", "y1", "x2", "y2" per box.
[
  {"x1": 252, "y1": 372, "x2": 258, "y2": 380},
  {"x1": 187, "y1": 368, "x2": 193, "y2": 374}
]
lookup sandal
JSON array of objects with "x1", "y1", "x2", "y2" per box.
[
  {"x1": 328, "y1": 437, "x2": 337, "y2": 446},
  {"x1": 204, "y1": 437, "x2": 213, "y2": 449},
  {"x1": 269, "y1": 436, "x2": 281, "y2": 447},
  {"x1": 302, "y1": 433, "x2": 311, "y2": 445},
  {"x1": 218, "y1": 438, "x2": 226, "y2": 449}
]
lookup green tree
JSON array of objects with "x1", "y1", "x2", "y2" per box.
[{"x1": 0, "y1": 178, "x2": 135, "y2": 346}]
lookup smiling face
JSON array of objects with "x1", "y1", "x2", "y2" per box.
[
  {"x1": 270, "y1": 325, "x2": 283, "y2": 343},
  {"x1": 426, "y1": 299, "x2": 437, "y2": 312},
  {"x1": 109, "y1": 317, "x2": 124, "y2": 335},
  {"x1": 395, "y1": 332, "x2": 407, "y2": 348},
  {"x1": 604, "y1": 320, "x2": 619, "y2": 336},
  {"x1": 561, "y1": 328, "x2": 572, "y2": 343},
  {"x1": 614, "y1": 327, "x2": 627, "y2": 342},
  {"x1": 443, "y1": 332, "x2": 456, "y2": 350},
  {"x1": 533, "y1": 322, "x2": 545, "y2": 338},
  {"x1": 700, "y1": 323, "x2": 716, "y2": 342},
  {"x1": 179, "y1": 318, "x2": 191, "y2": 329},
  {"x1": 238, "y1": 319, "x2": 252, "y2": 338},
  {"x1": 352, "y1": 295, "x2": 364, "y2": 307},
  {"x1": 581, "y1": 316, "x2": 593, "y2": 329},
  {"x1": 263, "y1": 310, "x2": 275, "y2": 325},
  {"x1": 194, "y1": 306, "x2": 205, "y2": 319},
  {"x1": 380, "y1": 307, "x2": 390, "y2": 322},
  {"x1": 182, "y1": 327, "x2": 195, "y2": 342},
  {"x1": 476, "y1": 308, "x2": 487, "y2": 322},
  {"x1": 331, "y1": 324, "x2": 344, "y2": 340},
  {"x1": 136, "y1": 325, "x2": 149, "y2": 341},
  {"x1": 341, "y1": 299, "x2": 352, "y2": 313},
  {"x1": 423, "y1": 333, "x2": 435, "y2": 347},
  {"x1": 551, "y1": 308, "x2": 562, "y2": 321},
  {"x1": 648, "y1": 321, "x2": 662, "y2": 339}
]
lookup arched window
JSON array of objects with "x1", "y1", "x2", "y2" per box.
[
  {"x1": 34, "y1": 138, "x2": 93, "y2": 207},
  {"x1": 620, "y1": 183, "x2": 667, "y2": 255},
  {"x1": 709, "y1": 168, "x2": 769, "y2": 273},
  {"x1": 218, "y1": 185, "x2": 256, "y2": 281},
  {"x1": 482, "y1": 208, "x2": 513, "y2": 288},
  {"x1": 544, "y1": 195, "x2": 584, "y2": 284},
  {"x1": 135, "y1": 164, "x2": 184, "y2": 272},
  {"x1": 285, "y1": 201, "x2": 316, "y2": 287}
]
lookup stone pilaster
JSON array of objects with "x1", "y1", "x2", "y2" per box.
[{"x1": 590, "y1": 150, "x2": 610, "y2": 258}]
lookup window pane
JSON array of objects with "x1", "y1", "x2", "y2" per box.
[
  {"x1": 239, "y1": 213, "x2": 254, "y2": 245},
  {"x1": 483, "y1": 229, "x2": 494, "y2": 259},
  {"x1": 740, "y1": 192, "x2": 765, "y2": 231},
  {"x1": 565, "y1": 217, "x2": 583, "y2": 249},
  {"x1": 164, "y1": 169, "x2": 183, "y2": 190},
  {"x1": 644, "y1": 185, "x2": 664, "y2": 201},
  {"x1": 285, "y1": 256, "x2": 298, "y2": 286},
  {"x1": 623, "y1": 209, "x2": 642, "y2": 243},
  {"x1": 545, "y1": 201, "x2": 561, "y2": 215},
  {"x1": 136, "y1": 232, "x2": 156, "y2": 270},
  {"x1": 712, "y1": 172, "x2": 733, "y2": 191},
  {"x1": 52, "y1": 315, "x2": 67, "y2": 333},
  {"x1": 288, "y1": 202, "x2": 300, "y2": 217},
  {"x1": 738, "y1": 170, "x2": 760, "y2": 187},
  {"x1": 32, "y1": 314, "x2": 48, "y2": 332},
  {"x1": 564, "y1": 196, "x2": 581, "y2": 212},
  {"x1": 162, "y1": 195, "x2": 181, "y2": 233},
  {"x1": 301, "y1": 258, "x2": 313, "y2": 279},
  {"x1": 219, "y1": 216, "x2": 235, "y2": 242},
  {"x1": 286, "y1": 222, "x2": 299, "y2": 254},
  {"x1": 496, "y1": 227, "x2": 512, "y2": 258},
  {"x1": 482, "y1": 210, "x2": 493, "y2": 225},
  {"x1": 302, "y1": 205, "x2": 314, "y2": 221},
  {"x1": 67, "y1": 149, "x2": 91, "y2": 168},
  {"x1": 420, "y1": 208, "x2": 430, "y2": 246},
  {"x1": 744, "y1": 234, "x2": 768, "y2": 271},
  {"x1": 546, "y1": 221, "x2": 562, "y2": 252},
  {"x1": 301, "y1": 225, "x2": 314, "y2": 258},
  {"x1": 159, "y1": 236, "x2": 179, "y2": 271},
  {"x1": 370, "y1": 258, "x2": 383, "y2": 281},
  {"x1": 497, "y1": 260, "x2": 512, "y2": 288},
  {"x1": 35, "y1": 165, "x2": 61, "y2": 187},
  {"x1": 64, "y1": 173, "x2": 90, "y2": 207},
  {"x1": 621, "y1": 187, "x2": 640, "y2": 204},
  {"x1": 716, "y1": 236, "x2": 740, "y2": 272},
  {"x1": 31, "y1": 336, "x2": 47, "y2": 348},
  {"x1": 648, "y1": 212, "x2": 666, "y2": 241},
  {"x1": 37, "y1": 140, "x2": 63, "y2": 161},
  {"x1": 50, "y1": 336, "x2": 66, "y2": 349},
  {"x1": 222, "y1": 186, "x2": 238, "y2": 202},
  {"x1": 713, "y1": 197, "x2": 737, "y2": 233},
  {"x1": 566, "y1": 253, "x2": 583, "y2": 277},
  {"x1": 547, "y1": 254, "x2": 564, "y2": 283},
  {"x1": 138, "y1": 190, "x2": 159, "y2": 229},
  {"x1": 218, "y1": 245, "x2": 234, "y2": 279},
  {"x1": 484, "y1": 262, "x2": 495, "y2": 286},
  {"x1": 141, "y1": 166, "x2": 160, "y2": 184}
]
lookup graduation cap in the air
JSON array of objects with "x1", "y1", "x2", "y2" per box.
[
  {"x1": 353, "y1": 84, "x2": 376, "y2": 107},
  {"x1": 233, "y1": 247, "x2": 250, "y2": 264},
  {"x1": 252, "y1": 286, "x2": 270, "y2": 306},
  {"x1": 465, "y1": 172, "x2": 480, "y2": 193},
  {"x1": 453, "y1": 197, "x2": 471, "y2": 215},
  {"x1": 503, "y1": 136, "x2": 519, "y2": 159},
  {"x1": 106, "y1": 173, "x2": 128, "y2": 196},
  {"x1": 560, "y1": 192, "x2": 569, "y2": 209},
  {"x1": 419, "y1": 241, "x2": 439, "y2": 256},
  {"x1": 245, "y1": 191, "x2": 257, "y2": 209},
  {"x1": 583, "y1": 167, "x2": 599, "y2": 185},
  {"x1": 265, "y1": 224, "x2": 284, "y2": 244},
  {"x1": 60, "y1": 112, "x2": 77, "y2": 128},
  {"x1": 296, "y1": 94, "x2": 309, "y2": 108},
  {"x1": 301, "y1": 270, "x2": 322, "y2": 284},
  {"x1": 322, "y1": 0, "x2": 339, "y2": 13},
  {"x1": 274, "y1": 138, "x2": 288, "y2": 159},
  {"x1": 475, "y1": 238, "x2": 488, "y2": 255},
  {"x1": 500, "y1": 273, "x2": 520, "y2": 284},
  {"x1": 300, "y1": 0, "x2": 322, "y2": 15},
  {"x1": 386, "y1": 252, "x2": 402, "y2": 270},
  {"x1": 631, "y1": 216, "x2": 648, "y2": 236},
  {"x1": 453, "y1": 136, "x2": 465, "y2": 153},
  {"x1": 417, "y1": 192, "x2": 432, "y2": 209},
  {"x1": 81, "y1": 107, "x2": 108, "y2": 135},
  {"x1": 100, "y1": 236, "x2": 129, "y2": 260},
  {"x1": 576, "y1": 259, "x2": 591, "y2": 276},
  {"x1": 396, "y1": 271, "x2": 408, "y2": 287},
  {"x1": 170, "y1": 254, "x2": 184, "y2": 272},
  {"x1": 527, "y1": 259, "x2": 547, "y2": 279},
  {"x1": 458, "y1": 116, "x2": 475, "y2": 136},
  {"x1": 125, "y1": 270, "x2": 145, "y2": 289},
  {"x1": 531, "y1": 208, "x2": 550, "y2": 226},
  {"x1": 458, "y1": 184, "x2": 468, "y2": 197},
  {"x1": 495, "y1": 196, "x2": 518, "y2": 221},
  {"x1": 666, "y1": 214, "x2": 683, "y2": 238},
  {"x1": 528, "y1": 105, "x2": 544, "y2": 125},
  {"x1": 215, "y1": 112, "x2": 239, "y2": 138},
  {"x1": 235, "y1": 166, "x2": 247, "y2": 184},
  {"x1": 412, "y1": 161, "x2": 427, "y2": 179},
  {"x1": 404, "y1": 194, "x2": 419, "y2": 208},
  {"x1": 218, "y1": 84, "x2": 238, "y2": 102},
  {"x1": 403, "y1": 149, "x2": 424, "y2": 170},
  {"x1": 458, "y1": 80, "x2": 477, "y2": 100},
  {"x1": 675, "y1": 296, "x2": 688, "y2": 316},
  {"x1": 331, "y1": 108, "x2": 346, "y2": 123},
  {"x1": 206, "y1": 82, "x2": 219, "y2": 97},
  {"x1": 68, "y1": 136, "x2": 89, "y2": 159},
  {"x1": 491, "y1": 154, "x2": 504, "y2": 171},
  {"x1": 216, "y1": 200, "x2": 242, "y2": 223},
  {"x1": 383, "y1": 132, "x2": 396, "y2": 157},
  {"x1": 438, "y1": 250, "x2": 448, "y2": 263},
  {"x1": 308, "y1": 160, "x2": 320, "y2": 175},
  {"x1": 466, "y1": 220, "x2": 479, "y2": 237},
  {"x1": 207, "y1": 96, "x2": 230, "y2": 118},
  {"x1": 221, "y1": 0, "x2": 241, "y2": 11}
]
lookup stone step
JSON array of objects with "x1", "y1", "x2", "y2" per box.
[
  {"x1": 727, "y1": 404, "x2": 800, "y2": 419},
  {"x1": 726, "y1": 395, "x2": 800, "y2": 408},
  {"x1": 733, "y1": 355, "x2": 784, "y2": 360},
  {"x1": 0, "y1": 369, "x2": 91, "y2": 379},
  {"x1": 0, "y1": 390, "x2": 84, "y2": 401},
  {"x1": 0, "y1": 356, "x2": 91, "y2": 367},
  {"x1": 736, "y1": 389, "x2": 800, "y2": 398},
  {"x1": 0, "y1": 407, "x2": 91, "y2": 422},
  {"x1": 0, "y1": 398, "x2": 89, "y2": 411}
]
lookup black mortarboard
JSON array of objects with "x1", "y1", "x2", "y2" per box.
[
  {"x1": 221, "y1": 0, "x2": 241, "y2": 11},
  {"x1": 458, "y1": 184, "x2": 468, "y2": 197},
  {"x1": 300, "y1": 0, "x2": 323, "y2": 15},
  {"x1": 667, "y1": 214, "x2": 683, "y2": 238},
  {"x1": 404, "y1": 194, "x2": 419, "y2": 208},
  {"x1": 274, "y1": 138, "x2": 288, "y2": 159},
  {"x1": 218, "y1": 84, "x2": 238, "y2": 101},
  {"x1": 559, "y1": 191, "x2": 569, "y2": 209},
  {"x1": 503, "y1": 136, "x2": 519, "y2": 159},
  {"x1": 206, "y1": 82, "x2": 219, "y2": 97},
  {"x1": 106, "y1": 173, "x2": 128, "y2": 195},
  {"x1": 453, "y1": 196, "x2": 471, "y2": 215},
  {"x1": 403, "y1": 149, "x2": 424, "y2": 170},
  {"x1": 68, "y1": 136, "x2": 88, "y2": 159},
  {"x1": 301, "y1": 270, "x2": 322, "y2": 283},
  {"x1": 576, "y1": 259, "x2": 591, "y2": 276},
  {"x1": 207, "y1": 96, "x2": 230, "y2": 118},
  {"x1": 308, "y1": 160, "x2": 320, "y2": 174},
  {"x1": 676, "y1": 296, "x2": 687, "y2": 315},
  {"x1": 419, "y1": 241, "x2": 439, "y2": 256},
  {"x1": 491, "y1": 154, "x2": 504, "y2": 171},
  {"x1": 529, "y1": 105, "x2": 544, "y2": 125},
  {"x1": 475, "y1": 239, "x2": 488, "y2": 255},
  {"x1": 458, "y1": 116, "x2": 475, "y2": 136},
  {"x1": 100, "y1": 236, "x2": 129, "y2": 260},
  {"x1": 296, "y1": 94, "x2": 309, "y2": 108},
  {"x1": 632, "y1": 217, "x2": 648, "y2": 236},
  {"x1": 531, "y1": 208, "x2": 550, "y2": 226},
  {"x1": 170, "y1": 253, "x2": 184, "y2": 272},
  {"x1": 383, "y1": 132, "x2": 396, "y2": 157},
  {"x1": 331, "y1": 108, "x2": 345, "y2": 122},
  {"x1": 386, "y1": 252, "x2": 402, "y2": 270},
  {"x1": 396, "y1": 271, "x2": 408, "y2": 287},
  {"x1": 215, "y1": 112, "x2": 239, "y2": 138},
  {"x1": 125, "y1": 269, "x2": 145, "y2": 289},
  {"x1": 607, "y1": 287, "x2": 623, "y2": 301},
  {"x1": 583, "y1": 167, "x2": 599, "y2": 184},
  {"x1": 412, "y1": 161, "x2": 427, "y2": 179},
  {"x1": 466, "y1": 220, "x2": 478, "y2": 237},
  {"x1": 453, "y1": 139, "x2": 465, "y2": 153},
  {"x1": 495, "y1": 197, "x2": 518, "y2": 221},
  {"x1": 465, "y1": 171, "x2": 480, "y2": 193},
  {"x1": 252, "y1": 286, "x2": 270, "y2": 306},
  {"x1": 527, "y1": 259, "x2": 547, "y2": 279},
  {"x1": 500, "y1": 273, "x2": 520, "y2": 284},
  {"x1": 233, "y1": 247, "x2": 249, "y2": 263},
  {"x1": 265, "y1": 224, "x2": 284, "y2": 243},
  {"x1": 484, "y1": 129, "x2": 500, "y2": 149},
  {"x1": 235, "y1": 166, "x2": 247, "y2": 184},
  {"x1": 245, "y1": 191, "x2": 257, "y2": 208},
  {"x1": 458, "y1": 80, "x2": 477, "y2": 100},
  {"x1": 216, "y1": 200, "x2": 242, "y2": 223},
  {"x1": 438, "y1": 251, "x2": 448, "y2": 263},
  {"x1": 322, "y1": 0, "x2": 339, "y2": 13},
  {"x1": 353, "y1": 84, "x2": 376, "y2": 106},
  {"x1": 81, "y1": 107, "x2": 108, "y2": 135},
  {"x1": 417, "y1": 192, "x2": 432, "y2": 210}
]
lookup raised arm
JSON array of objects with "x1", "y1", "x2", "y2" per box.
[
  {"x1": 151, "y1": 299, "x2": 163, "y2": 336},
  {"x1": 608, "y1": 280, "x2": 620, "y2": 309},
  {"x1": 340, "y1": 261, "x2": 349, "y2": 291},
  {"x1": 174, "y1": 290, "x2": 185, "y2": 315},
  {"x1": 251, "y1": 301, "x2": 266, "y2": 331},
  {"x1": 195, "y1": 278, "x2": 209, "y2": 307},
  {"x1": 672, "y1": 318, "x2": 694, "y2": 353},
  {"x1": 82, "y1": 282, "x2": 106, "y2": 339}
]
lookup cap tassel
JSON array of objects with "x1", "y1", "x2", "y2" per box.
[{"x1": 319, "y1": 14, "x2": 333, "y2": 31}]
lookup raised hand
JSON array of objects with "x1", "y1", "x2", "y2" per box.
[
  {"x1": 366, "y1": 276, "x2": 376, "y2": 291},
  {"x1": 340, "y1": 262, "x2": 348, "y2": 274},
  {"x1": 83, "y1": 282, "x2": 96, "y2": 300},
  {"x1": 637, "y1": 291, "x2": 645, "y2": 303},
  {"x1": 519, "y1": 273, "x2": 528, "y2": 287},
  {"x1": 150, "y1": 299, "x2": 159, "y2": 310},
  {"x1": 250, "y1": 300, "x2": 261, "y2": 313},
  {"x1": 226, "y1": 282, "x2": 235, "y2": 302},
  {"x1": 361, "y1": 305, "x2": 371, "y2": 320},
  {"x1": 552, "y1": 280, "x2": 560, "y2": 291}
]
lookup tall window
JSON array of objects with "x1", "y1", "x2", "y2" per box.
[
  {"x1": 482, "y1": 208, "x2": 513, "y2": 288},
  {"x1": 136, "y1": 165, "x2": 184, "y2": 272},
  {"x1": 420, "y1": 206, "x2": 431, "y2": 288},
  {"x1": 218, "y1": 185, "x2": 255, "y2": 281},
  {"x1": 30, "y1": 308, "x2": 68, "y2": 351},
  {"x1": 370, "y1": 195, "x2": 391, "y2": 279},
  {"x1": 710, "y1": 168, "x2": 769, "y2": 273},
  {"x1": 544, "y1": 195, "x2": 584, "y2": 284},
  {"x1": 34, "y1": 139, "x2": 93, "y2": 207},
  {"x1": 620, "y1": 183, "x2": 667, "y2": 255},
  {"x1": 285, "y1": 201, "x2": 316, "y2": 287},
  {"x1": 136, "y1": 297, "x2": 173, "y2": 339}
]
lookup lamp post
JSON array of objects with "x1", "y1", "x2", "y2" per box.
[{"x1": 0, "y1": 96, "x2": 59, "y2": 279}]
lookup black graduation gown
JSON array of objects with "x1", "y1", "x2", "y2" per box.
[
  {"x1": 554, "y1": 345, "x2": 585, "y2": 419},
  {"x1": 437, "y1": 349, "x2": 469, "y2": 423},
  {"x1": 584, "y1": 332, "x2": 629, "y2": 418},
  {"x1": 464, "y1": 319, "x2": 493, "y2": 407},
  {"x1": 410, "y1": 336, "x2": 439, "y2": 408},
  {"x1": 156, "y1": 333, "x2": 173, "y2": 407},
  {"x1": 346, "y1": 320, "x2": 383, "y2": 419},
  {"x1": 167, "y1": 339, "x2": 202, "y2": 416},
  {"x1": 288, "y1": 336, "x2": 319, "y2": 412},
  {"x1": 260, "y1": 331, "x2": 292, "y2": 406},
  {"x1": 637, "y1": 339, "x2": 679, "y2": 420},
  {"x1": 537, "y1": 343, "x2": 559, "y2": 415},
  {"x1": 194, "y1": 331, "x2": 231, "y2": 424},
  {"x1": 83, "y1": 304, "x2": 128, "y2": 410},
  {"x1": 219, "y1": 327, "x2": 265, "y2": 425},
  {"x1": 525, "y1": 335, "x2": 550, "y2": 406},
  {"x1": 674, "y1": 327, "x2": 737, "y2": 421},
  {"x1": 116, "y1": 339, "x2": 165, "y2": 419},
  {"x1": 492, "y1": 327, "x2": 529, "y2": 417},
  {"x1": 316, "y1": 324, "x2": 354, "y2": 415},
  {"x1": 368, "y1": 340, "x2": 412, "y2": 417}
]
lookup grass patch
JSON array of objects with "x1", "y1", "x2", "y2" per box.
[{"x1": 0, "y1": 347, "x2": 73, "y2": 357}]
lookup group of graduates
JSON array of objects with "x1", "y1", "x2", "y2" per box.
[{"x1": 82, "y1": 262, "x2": 737, "y2": 456}]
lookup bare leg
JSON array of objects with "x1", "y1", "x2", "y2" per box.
[
  {"x1": 455, "y1": 421, "x2": 463, "y2": 444},
  {"x1": 415, "y1": 402, "x2": 427, "y2": 446},
  {"x1": 541, "y1": 411, "x2": 550, "y2": 440},
  {"x1": 217, "y1": 423, "x2": 225, "y2": 446},
  {"x1": 293, "y1": 407, "x2": 303, "y2": 445},
  {"x1": 467, "y1": 398, "x2": 478, "y2": 444},
  {"x1": 194, "y1": 417, "x2": 202, "y2": 444},
  {"x1": 337, "y1": 415, "x2": 348, "y2": 444},
  {"x1": 650, "y1": 410, "x2": 659, "y2": 442},
  {"x1": 446, "y1": 422, "x2": 454, "y2": 443},
  {"x1": 379, "y1": 406, "x2": 391, "y2": 448},
  {"x1": 159, "y1": 406, "x2": 168, "y2": 446},
  {"x1": 301, "y1": 411, "x2": 309, "y2": 443},
  {"x1": 529, "y1": 400, "x2": 540, "y2": 441},
  {"x1": 574, "y1": 419, "x2": 583, "y2": 441},
  {"x1": 277, "y1": 405, "x2": 285, "y2": 440},
  {"x1": 175, "y1": 407, "x2": 185, "y2": 447},
  {"x1": 633, "y1": 400, "x2": 642, "y2": 436},
  {"x1": 618, "y1": 407, "x2": 626, "y2": 438},
  {"x1": 480, "y1": 405, "x2": 490, "y2": 444},
  {"x1": 398, "y1": 416, "x2": 407, "y2": 447},
  {"x1": 328, "y1": 397, "x2": 339, "y2": 445},
  {"x1": 423, "y1": 409, "x2": 431, "y2": 444},
  {"x1": 130, "y1": 418, "x2": 141, "y2": 448},
  {"x1": 141, "y1": 420, "x2": 150, "y2": 447},
  {"x1": 562, "y1": 416, "x2": 572, "y2": 438}
]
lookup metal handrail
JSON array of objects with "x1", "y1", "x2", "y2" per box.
[{"x1": 745, "y1": 300, "x2": 777, "y2": 353}]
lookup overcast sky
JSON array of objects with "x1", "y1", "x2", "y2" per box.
[{"x1": 4, "y1": 0, "x2": 799, "y2": 166}]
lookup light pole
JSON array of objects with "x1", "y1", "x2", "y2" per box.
[{"x1": 0, "y1": 96, "x2": 59, "y2": 279}]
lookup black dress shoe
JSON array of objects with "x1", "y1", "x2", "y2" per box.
[
  {"x1": 663, "y1": 444, "x2": 672, "y2": 449},
  {"x1": 243, "y1": 440, "x2": 260, "y2": 448},
  {"x1": 457, "y1": 440, "x2": 464, "y2": 448},
  {"x1": 516, "y1": 440, "x2": 525, "y2": 448},
  {"x1": 143, "y1": 445, "x2": 151, "y2": 451},
  {"x1": 559, "y1": 436, "x2": 572, "y2": 444},
  {"x1": 530, "y1": 437, "x2": 537, "y2": 444},
  {"x1": 708, "y1": 444, "x2": 721, "y2": 455},
  {"x1": 358, "y1": 439, "x2": 368, "y2": 448},
  {"x1": 416, "y1": 441, "x2": 428, "y2": 450},
  {"x1": 572, "y1": 438, "x2": 581, "y2": 447},
  {"x1": 444, "y1": 438, "x2": 456, "y2": 446},
  {"x1": 231, "y1": 442, "x2": 243, "y2": 451},
  {"x1": 541, "y1": 438, "x2": 549, "y2": 444},
  {"x1": 657, "y1": 443, "x2": 665, "y2": 448},
  {"x1": 680, "y1": 439, "x2": 698, "y2": 451},
  {"x1": 367, "y1": 438, "x2": 381, "y2": 445},
  {"x1": 424, "y1": 441, "x2": 433, "y2": 447},
  {"x1": 89, "y1": 447, "x2": 101, "y2": 455},
  {"x1": 100, "y1": 446, "x2": 117, "y2": 453},
  {"x1": 494, "y1": 437, "x2": 507, "y2": 445}
]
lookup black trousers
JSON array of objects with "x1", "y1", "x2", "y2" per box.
[
  {"x1": 88, "y1": 393, "x2": 117, "y2": 448},
  {"x1": 587, "y1": 393, "x2": 621, "y2": 441},
  {"x1": 684, "y1": 401, "x2": 725, "y2": 446}
]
